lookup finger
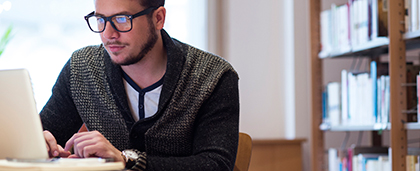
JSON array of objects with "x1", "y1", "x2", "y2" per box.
[
  {"x1": 57, "y1": 145, "x2": 71, "y2": 157},
  {"x1": 82, "y1": 145, "x2": 98, "y2": 158},
  {"x1": 68, "y1": 154, "x2": 81, "y2": 158},
  {"x1": 74, "y1": 138, "x2": 97, "y2": 158},
  {"x1": 64, "y1": 132, "x2": 92, "y2": 151},
  {"x1": 64, "y1": 133, "x2": 79, "y2": 152},
  {"x1": 43, "y1": 131, "x2": 59, "y2": 157}
]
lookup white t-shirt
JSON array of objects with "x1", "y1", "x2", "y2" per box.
[{"x1": 123, "y1": 72, "x2": 163, "y2": 121}]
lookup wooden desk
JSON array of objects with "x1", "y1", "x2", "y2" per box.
[
  {"x1": 248, "y1": 139, "x2": 306, "y2": 171},
  {"x1": 0, "y1": 159, "x2": 124, "y2": 171}
]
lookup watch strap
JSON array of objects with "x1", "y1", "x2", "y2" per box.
[
  {"x1": 123, "y1": 149, "x2": 147, "y2": 171},
  {"x1": 131, "y1": 151, "x2": 147, "y2": 171}
]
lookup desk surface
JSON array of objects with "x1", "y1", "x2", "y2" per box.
[{"x1": 0, "y1": 159, "x2": 124, "y2": 171}]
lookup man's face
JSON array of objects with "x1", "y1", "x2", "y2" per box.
[{"x1": 95, "y1": 0, "x2": 158, "y2": 66}]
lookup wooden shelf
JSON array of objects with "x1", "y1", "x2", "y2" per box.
[
  {"x1": 319, "y1": 37, "x2": 389, "y2": 58},
  {"x1": 310, "y1": 0, "x2": 409, "y2": 171},
  {"x1": 320, "y1": 123, "x2": 390, "y2": 131},
  {"x1": 405, "y1": 122, "x2": 420, "y2": 130},
  {"x1": 404, "y1": 30, "x2": 420, "y2": 40}
]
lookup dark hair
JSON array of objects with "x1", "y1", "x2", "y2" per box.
[{"x1": 139, "y1": 0, "x2": 165, "y2": 8}]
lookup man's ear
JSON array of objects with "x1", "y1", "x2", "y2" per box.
[{"x1": 154, "y1": 7, "x2": 166, "y2": 30}]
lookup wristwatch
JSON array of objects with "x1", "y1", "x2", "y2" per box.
[{"x1": 121, "y1": 149, "x2": 139, "y2": 169}]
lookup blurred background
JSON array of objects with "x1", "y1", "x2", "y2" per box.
[{"x1": 0, "y1": 0, "x2": 207, "y2": 111}]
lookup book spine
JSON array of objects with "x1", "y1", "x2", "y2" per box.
[{"x1": 371, "y1": 61, "x2": 377, "y2": 123}]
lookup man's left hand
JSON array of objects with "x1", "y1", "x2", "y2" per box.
[{"x1": 64, "y1": 131, "x2": 124, "y2": 162}]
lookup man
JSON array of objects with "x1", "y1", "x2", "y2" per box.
[{"x1": 40, "y1": 0, "x2": 239, "y2": 170}]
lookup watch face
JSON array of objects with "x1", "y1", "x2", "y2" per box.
[{"x1": 125, "y1": 150, "x2": 139, "y2": 159}]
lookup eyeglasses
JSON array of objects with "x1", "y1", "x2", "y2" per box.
[{"x1": 84, "y1": 7, "x2": 158, "y2": 33}]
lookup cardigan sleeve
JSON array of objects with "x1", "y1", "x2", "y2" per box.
[
  {"x1": 145, "y1": 70, "x2": 239, "y2": 171},
  {"x1": 39, "y1": 59, "x2": 84, "y2": 147}
]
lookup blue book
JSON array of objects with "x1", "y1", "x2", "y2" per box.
[
  {"x1": 370, "y1": 61, "x2": 377, "y2": 123},
  {"x1": 322, "y1": 91, "x2": 327, "y2": 122}
]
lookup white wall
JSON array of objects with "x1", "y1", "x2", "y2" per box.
[
  {"x1": 223, "y1": 0, "x2": 311, "y2": 170},
  {"x1": 224, "y1": 0, "x2": 310, "y2": 140},
  {"x1": 226, "y1": 0, "x2": 286, "y2": 139}
]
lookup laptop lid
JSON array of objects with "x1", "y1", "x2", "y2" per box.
[{"x1": 0, "y1": 69, "x2": 49, "y2": 160}]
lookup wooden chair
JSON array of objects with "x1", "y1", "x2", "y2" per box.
[{"x1": 234, "y1": 132, "x2": 253, "y2": 171}]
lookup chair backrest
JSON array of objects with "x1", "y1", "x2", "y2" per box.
[{"x1": 234, "y1": 132, "x2": 252, "y2": 171}]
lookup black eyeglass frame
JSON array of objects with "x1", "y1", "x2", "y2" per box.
[{"x1": 84, "y1": 7, "x2": 158, "y2": 33}]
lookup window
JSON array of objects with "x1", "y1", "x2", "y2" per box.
[{"x1": 0, "y1": 0, "x2": 208, "y2": 111}]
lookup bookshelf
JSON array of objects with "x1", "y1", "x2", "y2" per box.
[{"x1": 310, "y1": 0, "x2": 411, "y2": 171}]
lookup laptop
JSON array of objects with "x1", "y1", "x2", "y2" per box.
[
  {"x1": 0, "y1": 69, "x2": 125, "y2": 170},
  {"x1": 0, "y1": 69, "x2": 49, "y2": 160}
]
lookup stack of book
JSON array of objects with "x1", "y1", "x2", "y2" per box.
[
  {"x1": 319, "y1": 0, "x2": 388, "y2": 58},
  {"x1": 328, "y1": 146, "x2": 390, "y2": 171},
  {"x1": 322, "y1": 61, "x2": 420, "y2": 128}
]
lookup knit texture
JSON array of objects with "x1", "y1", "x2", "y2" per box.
[
  {"x1": 41, "y1": 30, "x2": 239, "y2": 171},
  {"x1": 69, "y1": 42, "x2": 236, "y2": 153}
]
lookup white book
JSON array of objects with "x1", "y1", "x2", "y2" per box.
[
  {"x1": 328, "y1": 148, "x2": 339, "y2": 171},
  {"x1": 327, "y1": 82, "x2": 341, "y2": 126},
  {"x1": 352, "y1": 0, "x2": 361, "y2": 46},
  {"x1": 353, "y1": 155, "x2": 360, "y2": 171},
  {"x1": 348, "y1": 72, "x2": 357, "y2": 125},
  {"x1": 379, "y1": 76, "x2": 387, "y2": 124},
  {"x1": 382, "y1": 76, "x2": 390, "y2": 124},
  {"x1": 319, "y1": 10, "x2": 332, "y2": 57},
  {"x1": 378, "y1": 156, "x2": 390, "y2": 171},
  {"x1": 349, "y1": 0, "x2": 357, "y2": 47},
  {"x1": 411, "y1": 0, "x2": 418, "y2": 31},
  {"x1": 377, "y1": 78, "x2": 382, "y2": 123},
  {"x1": 331, "y1": 4, "x2": 339, "y2": 53},
  {"x1": 341, "y1": 70, "x2": 349, "y2": 125},
  {"x1": 366, "y1": 160, "x2": 379, "y2": 171},
  {"x1": 418, "y1": 0, "x2": 420, "y2": 32},
  {"x1": 337, "y1": 4, "x2": 351, "y2": 53},
  {"x1": 371, "y1": 0, "x2": 378, "y2": 39},
  {"x1": 358, "y1": 0, "x2": 369, "y2": 44},
  {"x1": 356, "y1": 73, "x2": 374, "y2": 125}
]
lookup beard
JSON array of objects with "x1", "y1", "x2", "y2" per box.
[{"x1": 108, "y1": 17, "x2": 158, "y2": 66}]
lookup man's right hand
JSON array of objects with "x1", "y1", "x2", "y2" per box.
[{"x1": 43, "y1": 130, "x2": 71, "y2": 158}]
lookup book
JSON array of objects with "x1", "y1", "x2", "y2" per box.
[
  {"x1": 406, "y1": 63, "x2": 420, "y2": 122},
  {"x1": 417, "y1": 74, "x2": 420, "y2": 123},
  {"x1": 327, "y1": 82, "x2": 341, "y2": 126},
  {"x1": 337, "y1": 3, "x2": 352, "y2": 53},
  {"x1": 371, "y1": 61, "x2": 378, "y2": 123},
  {"x1": 406, "y1": 155, "x2": 418, "y2": 171},
  {"x1": 358, "y1": 0, "x2": 369, "y2": 45},
  {"x1": 406, "y1": 0, "x2": 411, "y2": 32},
  {"x1": 347, "y1": 146, "x2": 389, "y2": 171},
  {"x1": 329, "y1": 148, "x2": 339, "y2": 171},
  {"x1": 411, "y1": 0, "x2": 419, "y2": 32},
  {"x1": 370, "y1": 0, "x2": 378, "y2": 40},
  {"x1": 377, "y1": 0, "x2": 388, "y2": 37},
  {"x1": 341, "y1": 70, "x2": 349, "y2": 125},
  {"x1": 320, "y1": 9, "x2": 332, "y2": 57}
]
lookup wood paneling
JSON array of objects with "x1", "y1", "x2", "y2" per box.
[{"x1": 248, "y1": 139, "x2": 306, "y2": 171}]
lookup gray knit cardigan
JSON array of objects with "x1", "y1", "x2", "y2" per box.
[{"x1": 40, "y1": 30, "x2": 239, "y2": 171}]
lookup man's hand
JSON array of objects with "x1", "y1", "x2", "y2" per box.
[
  {"x1": 43, "y1": 130, "x2": 71, "y2": 157},
  {"x1": 64, "y1": 131, "x2": 124, "y2": 162}
]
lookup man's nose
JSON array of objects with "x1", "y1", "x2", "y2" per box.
[{"x1": 102, "y1": 22, "x2": 120, "y2": 40}]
